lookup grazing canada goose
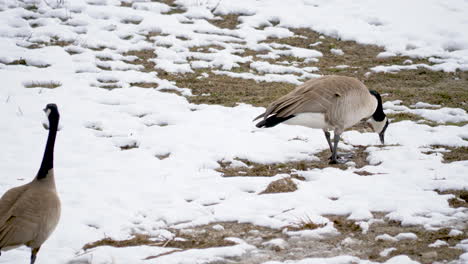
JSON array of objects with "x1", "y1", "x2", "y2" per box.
[
  {"x1": 254, "y1": 76, "x2": 389, "y2": 164},
  {"x1": 0, "y1": 104, "x2": 61, "y2": 264}
]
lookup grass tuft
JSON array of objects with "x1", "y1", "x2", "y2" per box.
[
  {"x1": 260, "y1": 177, "x2": 297, "y2": 194},
  {"x1": 23, "y1": 80, "x2": 62, "y2": 89}
]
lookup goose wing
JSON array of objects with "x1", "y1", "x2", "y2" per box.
[
  {"x1": 0, "y1": 184, "x2": 29, "y2": 226},
  {"x1": 0, "y1": 186, "x2": 60, "y2": 248},
  {"x1": 254, "y1": 76, "x2": 340, "y2": 120},
  {"x1": 0, "y1": 185, "x2": 39, "y2": 248}
]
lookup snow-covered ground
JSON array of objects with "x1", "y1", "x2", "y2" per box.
[{"x1": 1, "y1": 0, "x2": 468, "y2": 263}]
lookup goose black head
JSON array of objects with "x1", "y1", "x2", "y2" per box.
[
  {"x1": 42, "y1": 104, "x2": 60, "y2": 130},
  {"x1": 368, "y1": 90, "x2": 389, "y2": 144}
]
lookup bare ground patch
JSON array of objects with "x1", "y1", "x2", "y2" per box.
[
  {"x1": 436, "y1": 189, "x2": 468, "y2": 208},
  {"x1": 208, "y1": 14, "x2": 241, "y2": 30},
  {"x1": 127, "y1": 27, "x2": 467, "y2": 110},
  {"x1": 83, "y1": 213, "x2": 468, "y2": 263},
  {"x1": 260, "y1": 177, "x2": 298, "y2": 194},
  {"x1": 217, "y1": 146, "x2": 370, "y2": 178},
  {"x1": 426, "y1": 145, "x2": 468, "y2": 163},
  {"x1": 23, "y1": 80, "x2": 62, "y2": 88}
]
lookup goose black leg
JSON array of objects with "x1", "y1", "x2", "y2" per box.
[
  {"x1": 329, "y1": 132, "x2": 341, "y2": 164},
  {"x1": 30, "y1": 247, "x2": 40, "y2": 264},
  {"x1": 323, "y1": 130, "x2": 333, "y2": 153}
]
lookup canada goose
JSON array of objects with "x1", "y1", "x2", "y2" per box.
[
  {"x1": 0, "y1": 104, "x2": 61, "y2": 264},
  {"x1": 254, "y1": 76, "x2": 389, "y2": 164}
]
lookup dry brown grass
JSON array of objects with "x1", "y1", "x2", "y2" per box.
[
  {"x1": 124, "y1": 27, "x2": 468, "y2": 111},
  {"x1": 119, "y1": 142, "x2": 139, "y2": 150},
  {"x1": 217, "y1": 147, "x2": 370, "y2": 178},
  {"x1": 83, "y1": 233, "x2": 159, "y2": 250},
  {"x1": 123, "y1": 49, "x2": 156, "y2": 73},
  {"x1": 287, "y1": 215, "x2": 326, "y2": 231},
  {"x1": 81, "y1": 212, "x2": 468, "y2": 264},
  {"x1": 83, "y1": 222, "x2": 276, "y2": 252},
  {"x1": 428, "y1": 145, "x2": 468, "y2": 163},
  {"x1": 440, "y1": 146, "x2": 468, "y2": 163},
  {"x1": 436, "y1": 189, "x2": 468, "y2": 208},
  {"x1": 153, "y1": 0, "x2": 185, "y2": 14},
  {"x1": 23, "y1": 80, "x2": 62, "y2": 89},
  {"x1": 208, "y1": 14, "x2": 240, "y2": 29},
  {"x1": 155, "y1": 153, "x2": 170, "y2": 160},
  {"x1": 260, "y1": 177, "x2": 297, "y2": 194}
]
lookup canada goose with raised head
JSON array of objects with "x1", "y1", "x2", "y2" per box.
[
  {"x1": 254, "y1": 76, "x2": 389, "y2": 164},
  {"x1": 0, "y1": 104, "x2": 61, "y2": 264}
]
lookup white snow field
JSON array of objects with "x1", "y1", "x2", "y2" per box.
[{"x1": 1, "y1": 0, "x2": 468, "y2": 263}]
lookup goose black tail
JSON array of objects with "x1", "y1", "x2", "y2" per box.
[{"x1": 255, "y1": 115, "x2": 294, "y2": 128}]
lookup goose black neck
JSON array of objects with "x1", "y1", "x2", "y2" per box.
[
  {"x1": 370, "y1": 90, "x2": 386, "y2": 122},
  {"x1": 37, "y1": 120, "x2": 58, "y2": 179}
]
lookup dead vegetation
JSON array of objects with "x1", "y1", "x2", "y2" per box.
[
  {"x1": 286, "y1": 215, "x2": 326, "y2": 231},
  {"x1": 119, "y1": 141, "x2": 139, "y2": 150},
  {"x1": 23, "y1": 80, "x2": 62, "y2": 89},
  {"x1": 426, "y1": 145, "x2": 468, "y2": 163},
  {"x1": 123, "y1": 26, "x2": 467, "y2": 111},
  {"x1": 217, "y1": 147, "x2": 369, "y2": 178},
  {"x1": 155, "y1": 153, "x2": 170, "y2": 160},
  {"x1": 83, "y1": 222, "x2": 278, "y2": 254},
  {"x1": 208, "y1": 14, "x2": 240, "y2": 29},
  {"x1": 436, "y1": 189, "x2": 468, "y2": 208},
  {"x1": 81, "y1": 214, "x2": 468, "y2": 263},
  {"x1": 260, "y1": 177, "x2": 297, "y2": 194}
]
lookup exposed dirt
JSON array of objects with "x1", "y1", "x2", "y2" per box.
[
  {"x1": 209, "y1": 14, "x2": 241, "y2": 30},
  {"x1": 82, "y1": 213, "x2": 468, "y2": 263},
  {"x1": 121, "y1": 26, "x2": 468, "y2": 111},
  {"x1": 426, "y1": 145, "x2": 468, "y2": 163},
  {"x1": 436, "y1": 189, "x2": 468, "y2": 208},
  {"x1": 260, "y1": 177, "x2": 298, "y2": 194},
  {"x1": 216, "y1": 146, "x2": 370, "y2": 178},
  {"x1": 23, "y1": 80, "x2": 62, "y2": 89}
]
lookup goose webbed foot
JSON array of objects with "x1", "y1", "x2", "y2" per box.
[
  {"x1": 328, "y1": 152, "x2": 354, "y2": 164},
  {"x1": 328, "y1": 152, "x2": 353, "y2": 160},
  {"x1": 329, "y1": 158, "x2": 347, "y2": 164}
]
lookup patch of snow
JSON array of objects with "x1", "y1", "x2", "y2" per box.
[
  {"x1": 394, "y1": 233, "x2": 418, "y2": 240},
  {"x1": 377, "y1": 51, "x2": 396, "y2": 58},
  {"x1": 262, "y1": 238, "x2": 287, "y2": 250},
  {"x1": 330, "y1": 48, "x2": 344, "y2": 56},
  {"x1": 380, "y1": 247, "x2": 397, "y2": 257},
  {"x1": 212, "y1": 224, "x2": 224, "y2": 231},
  {"x1": 411, "y1": 102, "x2": 441, "y2": 109},
  {"x1": 429, "y1": 239, "x2": 448, "y2": 247},
  {"x1": 449, "y1": 229, "x2": 463, "y2": 236},
  {"x1": 376, "y1": 234, "x2": 398, "y2": 242}
]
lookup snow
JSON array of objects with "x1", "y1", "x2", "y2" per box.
[
  {"x1": 262, "y1": 238, "x2": 288, "y2": 250},
  {"x1": 262, "y1": 255, "x2": 420, "y2": 264},
  {"x1": 330, "y1": 49, "x2": 344, "y2": 56},
  {"x1": 428, "y1": 240, "x2": 449, "y2": 247},
  {"x1": 1, "y1": 0, "x2": 468, "y2": 263},
  {"x1": 380, "y1": 248, "x2": 397, "y2": 257},
  {"x1": 449, "y1": 229, "x2": 464, "y2": 237},
  {"x1": 384, "y1": 101, "x2": 468, "y2": 124}
]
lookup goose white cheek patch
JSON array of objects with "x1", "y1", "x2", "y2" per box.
[
  {"x1": 42, "y1": 116, "x2": 50, "y2": 130},
  {"x1": 42, "y1": 113, "x2": 63, "y2": 131}
]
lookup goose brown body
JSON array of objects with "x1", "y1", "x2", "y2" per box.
[
  {"x1": 255, "y1": 75, "x2": 377, "y2": 130},
  {"x1": 255, "y1": 76, "x2": 388, "y2": 164},
  {"x1": 0, "y1": 172, "x2": 60, "y2": 251},
  {"x1": 0, "y1": 104, "x2": 61, "y2": 264}
]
